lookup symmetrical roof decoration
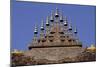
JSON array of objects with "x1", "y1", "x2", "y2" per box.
[{"x1": 28, "y1": 8, "x2": 82, "y2": 50}]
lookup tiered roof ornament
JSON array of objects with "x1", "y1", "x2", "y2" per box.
[
  {"x1": 34, "y1": 25, "x2": 38, "y2": 34},
  {"x1": 74, "y1": 27, "x2": 77, "y2": 34},
  {"x1": 50, "y1": 11, "x2": 54, "y2": 22},
  {"x1": 60, "y1": 13, "x2": 63, "y2": 22},
  {"x1": 55, "y1": 8, "x2": 59, "y2": 17},
  {"x1": 40, "y1": 20, "x2": 44, "y2": 30},
  {"x1": 28, "y1": 8, "x2": 82, "y2": 50},
  {"x1": 64, "y1": 16, "x2": 68, "y2": 26},
  {"x1": 68, "y1": 23, "x2": 72, "y2": 30},
  {"x1": 46, "y1": 16, "x2": 50, "y2": 26}
]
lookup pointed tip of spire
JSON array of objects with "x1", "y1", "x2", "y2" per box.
[
  {"x1": 55, "y1": 7, "x2": 58, "y2": 12},
  {"x1": 50, "y1": 11, "x2": 54, "y2": 22},
  {"x1": 40, "y1": 20, "x2": 44, "y2": 30},
  {"x1": 55, "y1": 8, "x2": 59, "y2": 17},
  {"x1": 46, "y1": 16, "x2": 50, "y2": 26},
  {"x1": 74, "y1": 27, "x2": 77, "y2": 34},
  {"x1": 64, "y1": 16, "x2": 68, "y2": 26},
  {"x1": 60, "y1": 13, "x2": 63, "y2": 22},
  {"x1": 68, "y1": 23, "x2": 72, "y2": 30},
  {"x1": 34, "y1": 25, "x2": 37, "y2": 29},
  {"x1": 34, "y1": 25, "x2": 38, "y2": 34}
]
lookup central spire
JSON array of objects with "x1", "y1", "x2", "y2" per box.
[{"x1": 55, "y1": 8, "x2": 59, "y2": 17}]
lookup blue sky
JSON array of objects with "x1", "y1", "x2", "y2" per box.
[{"x1": 11, "y1": 1, "x2": 96, "y2": 50}]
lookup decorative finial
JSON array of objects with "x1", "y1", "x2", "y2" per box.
[
  {"x1": 46, "y1": 16, "x2": 50, "y2": 26},
  {"x1": 40, "y1": 20, "x2": 44, "y2": 30},
  {"x1": 55, "y1": 8, "x2": 59, "y2": 17},
  {"x1": 60, "y1": 13, "x2": 63, "y2": 22},
  {"x1": 34, "y1": 25, "x2": 38, "y2": 34},
  {"x1": 64, "y1": 16, "x2": 68, "y2": 26},
  {"x1": 68, "y1": 23, "x2": 72, "y2": 30},
  {"x1": 50, "y1": 11, "x2": 54, "y2": 22},
  {"x1": 74, "y1": 27, "x2": 77, "y2": 34}
]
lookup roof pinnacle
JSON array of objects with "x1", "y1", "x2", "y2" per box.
[
  {"x1": 64, "y1": 16, "x2": 68, "y2": 26},
  {"x1": 40, "y1": 20, "x2": 44, "y2": 30},
  {"x1": 46, "y1": 16, "x2": 50, "y2": 26},
  {"x1": 55, "y1": 8, "x2": 59, "y2": 17},
  {"x1": 34, "y1": 25, "x2": 38, "y2": 34}
]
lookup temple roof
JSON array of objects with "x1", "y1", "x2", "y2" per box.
[{"x1": 28, "y1": 8, "x2": 82, "y2": 49}]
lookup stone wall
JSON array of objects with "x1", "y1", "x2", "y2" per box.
[{"x1": 24, "y1": 47, "x2": 85, "y2": 62}]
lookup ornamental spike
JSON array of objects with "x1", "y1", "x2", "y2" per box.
[
  {"x1": 50, "y1": 11, "x2": 54, "y2": 22},
  {"x1": 55, "y1": 8, "x2": 59, "y2": 17},
  {"x1": 46, "y1": 16, "x2": 49, "y2": 26},
  {"x1": 40, "y1": 20, "x2": 44, "y2": 30},
  {"x1": 34, "y1": 25, "x2": 38, "y2": 34},
  {"x1": 74, "y1": 27, "x2": 77, "y2": 34},
  {"x1": 64, "y1": 16, "x2": 68, "y2": 26},
  {"x1": 68, "y1": 22, "x2": 72, "y2": 30},
  {"x1": 60, "y1": 13, "x2": 63, "y2": 22}
]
